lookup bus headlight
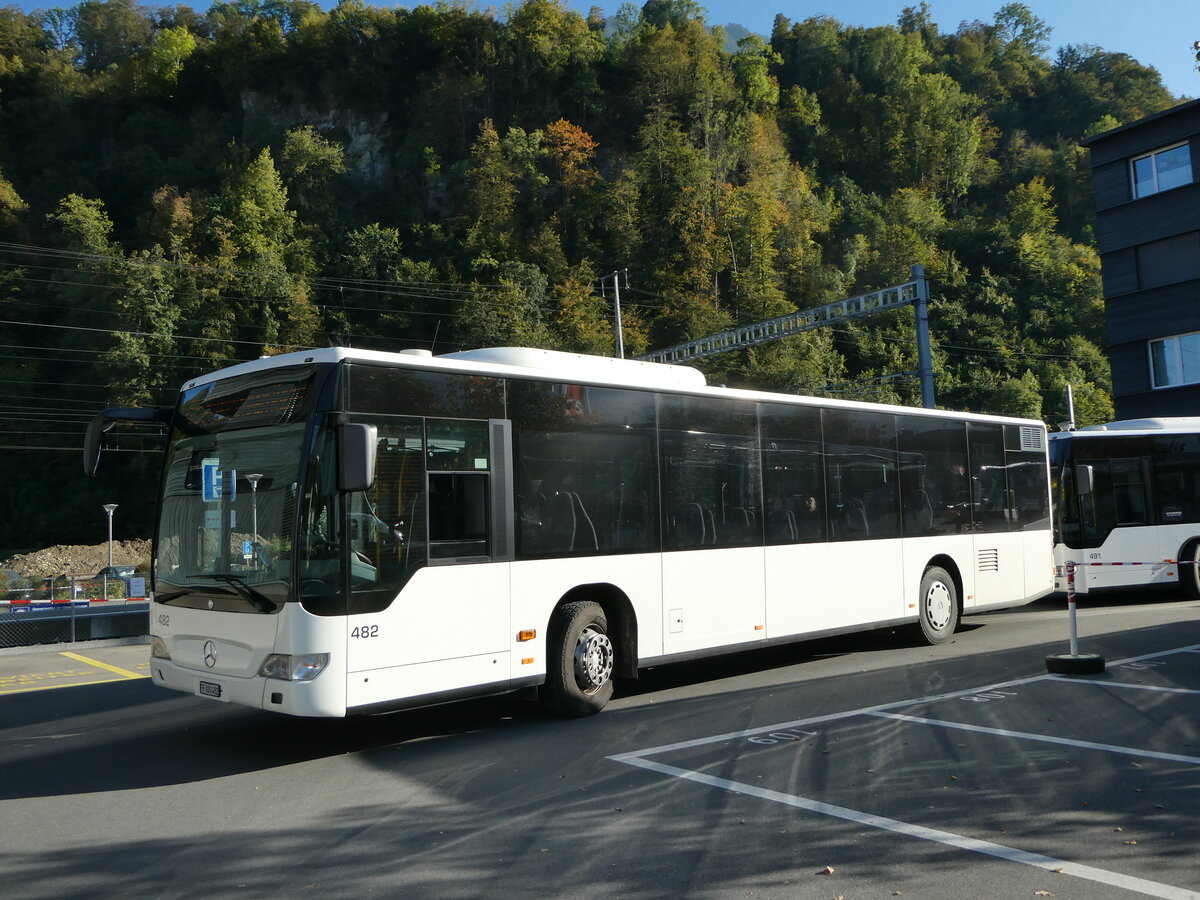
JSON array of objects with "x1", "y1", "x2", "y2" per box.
[
  {"x1": 258, "y1": 653, "x2": 330, "y2": 682},
  {"x1": 150, "y1": 636, "x2": 171, "y2": 660}
]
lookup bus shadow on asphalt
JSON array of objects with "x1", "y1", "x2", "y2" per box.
[{"x1": 5, "y1": 614, "x2": 1197, "y2": 803}]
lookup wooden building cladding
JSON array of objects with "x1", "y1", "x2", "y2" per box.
[{"x1": 1082, "y1": 99, "x2": 1200, "y2": 419}]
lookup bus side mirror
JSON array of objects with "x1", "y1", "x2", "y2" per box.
[
  {"x1": 1075, "y1": 464, "x2": 1094, "y2": 496},
  {"x1": 84, "y1": 407, "x2": 173, "y2": 476},
  {"x1": 339, "y1": 424, "x2": 377, "y2": 492},
  {"x1": 83, "y1": 413, "x2": 116, "y2": 476}
]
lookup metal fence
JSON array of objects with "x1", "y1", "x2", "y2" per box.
[{"x1": 0, "y1": 575, "x2": 150, "y2": 649}]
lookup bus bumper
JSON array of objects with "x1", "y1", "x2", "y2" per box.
[{"x1": 149, "y1": 658, "x2": 347, "y2": 717}]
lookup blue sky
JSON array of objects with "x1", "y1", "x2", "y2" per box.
[{"x1": 6, "y1": 0, "x2": 1198, "y2": 99}]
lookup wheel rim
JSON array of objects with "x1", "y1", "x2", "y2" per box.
[
  {"x1": 573, "y1": 625, "x2": 614, "y2": 695},
  {"x1": 925, "y1": 581, "x2": 952, "y2": 631}
]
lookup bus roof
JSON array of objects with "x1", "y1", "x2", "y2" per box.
[
  {"x1": 1052, "y1": 417, "x2": 1200, "y2": 439},
  {"x1": 182, "y1": 346, "x2": 1046, "y2": 428}
]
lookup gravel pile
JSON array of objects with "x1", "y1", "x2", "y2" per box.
[{"x1": 0, "y1": 540, "x2": 152, "y2": 578}]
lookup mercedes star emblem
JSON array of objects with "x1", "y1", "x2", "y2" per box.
[{"x1": 203, "y1": 640, "x2": 217, "y2": 668}]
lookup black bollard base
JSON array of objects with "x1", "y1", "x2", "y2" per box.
[{"x1": 1045, "y1": 652, "x2": 1106, "y2": 675}]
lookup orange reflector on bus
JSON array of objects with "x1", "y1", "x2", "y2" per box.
[
  {"x1": 517, "y1": 630, "x2": 536, "y2": 642},
  {"x1": 755, "y1": 624, "x2": 763, "y2": 630},
  {"x1": 521, "y1": 658, "x2": 534, "y2": 665}
]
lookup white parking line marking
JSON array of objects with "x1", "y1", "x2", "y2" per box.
[
  {"x1": 1049, "y1": 676, "x2": 1200, "y2": 696},
  {"x1": 866, "y1": 711, "x2": 1200, "y2": 765},
  {"x1": 611, "y1": 672, "x2": 1053, "y2": 760},
  {"x1": 608, "y1": 642, "x2": 1200, "y2": 900},
  {"x1": 615, "y1": 643, "x2": 1200, "y2": 761},
  {"x1": 614, "y1": 755, "x2": 1200, "y2": 900},
  {"x1": 1109, "y1": 643, "x2": 1200, "y2": 665}
]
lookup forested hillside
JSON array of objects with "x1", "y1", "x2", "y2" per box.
[{"x1": 0, "y1": 0, "x2": 1181, "y2": 554}]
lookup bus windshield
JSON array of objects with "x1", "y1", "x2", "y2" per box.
[
  {"x1": 1051, "y1": 435, "x2": 1153, "y2": 549},
  {"x1": 154, "y1": 367, "x2": 315, "y2": 612}
]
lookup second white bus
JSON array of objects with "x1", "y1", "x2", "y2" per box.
[{"x1": 1051, "y1": 417, "x2": 1200, "y2": 595}]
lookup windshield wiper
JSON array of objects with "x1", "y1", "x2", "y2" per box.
[
  {"x1": 205, "y1": 574, "x2": 276, "y2": 613},
  {"x1": 155, "y1": 589, "x2": 194, "y2": 605}
]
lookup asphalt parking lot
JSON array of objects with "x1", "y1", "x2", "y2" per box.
[
  {"x1": 612, "y1": 639, "x2": 1200, "y2": 899},
  {"x1": 1, "y1": 595, "x2": 1199, "y2": 899}
]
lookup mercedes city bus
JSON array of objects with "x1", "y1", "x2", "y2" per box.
[{"x1": 86, "y1": 346, "x2": 1054, "y2": 717}]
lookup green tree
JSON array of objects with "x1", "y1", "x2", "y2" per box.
[
  {"x1": 986, "y1": 369, "x2": 1043, "y2": 418},
  {"x1": 280, "y1": 124, "x2": 347, "y2": 222},
  {"x1": 463, "y1": 119, "x2": 518, "y2": 263},
  {"x1": 141, "y1": 24, "x2": 196, "y2": 88}
]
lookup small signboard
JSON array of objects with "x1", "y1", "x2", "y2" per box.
[
  {"x1": 201, "y1": 460, "x2": 237, "y2": 501},
  {"x1": 242, "y1": 540, "x2": 254, "y2": 560},
  {"x1": 202, "y1": 458, "x2": 221, "y2": 501},
  {"x1": 127, "y1": 577, "x2": 146, "y2": 598}
]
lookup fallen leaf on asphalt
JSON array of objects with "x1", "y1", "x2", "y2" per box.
[
  {"x1": 1125, "y1": 841, "x2": 1138, "y2": 845},
  {"x1": 1114, "y1": 827, "x2": 1123, "y2": 832},
  {"x1": 821, "y1": 866, "x2": 835, "y2": 876}
]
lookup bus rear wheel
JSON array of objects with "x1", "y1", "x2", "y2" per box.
[
  {"x1": 1180, "y1": 540, "x2": 1200, "y2": 600},
  {"x1": 918, "y1": 566, "x2": 958, "y2": 645},
  {"x1": 543, "y1": 600, "x2": 614, "y2": 717}
]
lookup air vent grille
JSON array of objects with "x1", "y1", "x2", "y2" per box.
[
  {"x1": 1019, "y1": 426, "x2": 1045, "y2": 452},
  {"x1": 978, "y1": 548, "x2": 1000, "y2": 572}
]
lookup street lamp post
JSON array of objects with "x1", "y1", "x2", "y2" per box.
[
  {"x1": 102, "y1": 503, "x2": 118, "y2": 597},
  {"x1": 246, "y1": 474, "x2": 263, "y2": 568},
  {"x1": 102, "y1": 503, "x2": 118, "y2": 568}
]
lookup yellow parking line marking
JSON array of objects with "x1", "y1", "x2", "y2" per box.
[
  {"x1": 58, "y1": 651, "x2": 146, "y2": 680},
  {"x1": 0, "y1": 676, "x2": 135, "y2": 696}
]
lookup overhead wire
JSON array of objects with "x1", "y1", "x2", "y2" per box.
[{"x1": 0, "y1": 242, "x2": 617, "y2": 313}]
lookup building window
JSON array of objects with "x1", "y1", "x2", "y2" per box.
[
  {"x1": 1131, "y1": 143, "x2": 1193, "y2": 198},
  {"x1": 1150, "y1": 332, "x2": 1200, "y2": 388}
]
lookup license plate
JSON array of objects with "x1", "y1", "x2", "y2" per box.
[{"x1": 198, "y1": 680, "x2": 223, "y2": 699}]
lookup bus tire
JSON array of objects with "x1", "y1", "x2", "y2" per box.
[
  {"x1": 1180, "y1": 540, "x2": 1200, "y2": 600},
  {"x1": 542, "y1": 600, "x2": 614, "y2": 717},
  {"x1": 918, "y1": 566, "x2": 958, "y2": 645}
]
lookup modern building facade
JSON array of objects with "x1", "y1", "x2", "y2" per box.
[{"x1": 1082, "y1": 99, "x2": 1200, "y2": 418}]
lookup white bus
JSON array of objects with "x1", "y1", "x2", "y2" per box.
[
  {"x1": 86, "y1": 347, "x2": 1053, "y2": 717},
  {"x1": 1050, "y1": 417, "x2": 1200, "y2": 596}
]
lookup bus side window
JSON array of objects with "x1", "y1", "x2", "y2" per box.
[
  {"x1": 425, "y1": 419, "x2": 492, "y2": 561},
  {"x1": 428, "y1": 472, "x2": 489, "y2": 559}
]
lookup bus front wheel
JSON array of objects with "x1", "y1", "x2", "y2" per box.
[
  {"x1": 543, "y1": 600, "x2": 614, "y2": 717},
  {"x1": 918, "y1": 566, "x2": 958, "y2": 645}
]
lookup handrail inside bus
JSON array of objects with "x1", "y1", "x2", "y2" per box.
[{"x1": 83, "y1": 406, "x2": 174, "y2": 476}]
